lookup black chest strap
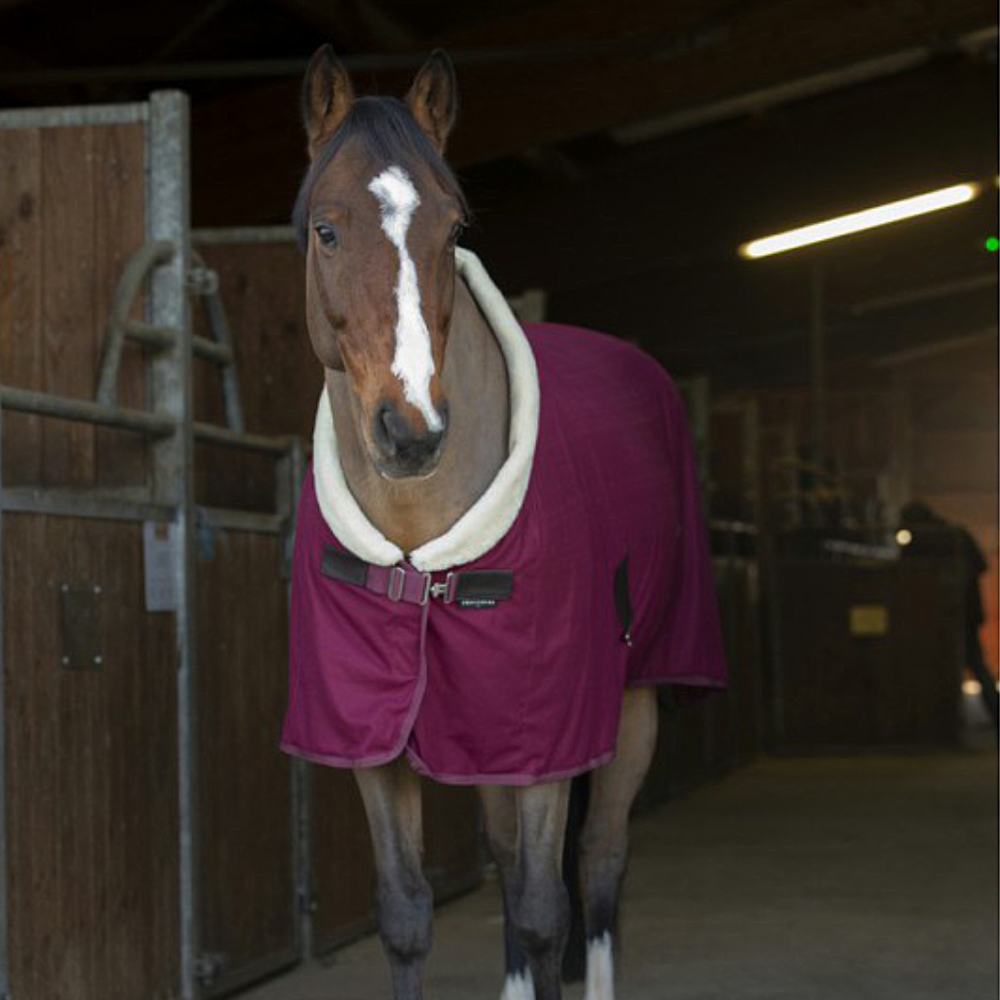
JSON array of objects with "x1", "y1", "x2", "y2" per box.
[{"x1": 320, "y1": 546, "x2": 514, "y2": 608}]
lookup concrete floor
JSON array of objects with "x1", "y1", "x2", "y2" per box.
[{"x1": 243, "y1": 743, "x2": 998, "y2": 1000}]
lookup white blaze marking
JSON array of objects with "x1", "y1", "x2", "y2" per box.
[
  {"x1": 584, "y1": 932, "x2": 614, "y2": 1000},
  {"x1": 367, "y1": 165, "x2": 443, "y2": 432},
  {"x1": 500, "y1": 970, "x2": 535, "y2": 1000}
]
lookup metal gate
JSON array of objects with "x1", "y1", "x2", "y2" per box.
[
  {"x1": 0, "y1": 93, "x2": 304, "y2": 1000},
  {"x1": 1, "y1": 90, "x2": 485, "y2": 1000}
]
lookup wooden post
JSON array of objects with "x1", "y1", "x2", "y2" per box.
[{"x1": 809, "y1": 261, "x2": 826, "y2": 462}]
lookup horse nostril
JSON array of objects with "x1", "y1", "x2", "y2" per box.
[
  {"x1": 374, "y1": 404, "x2": 397, "y2": 456},
  {"x1": 374, "y1": 402, "x2": 446, "y2": 468},
  {"x1": 399, "y1": 431, "x2": 442, "y2": 464}
]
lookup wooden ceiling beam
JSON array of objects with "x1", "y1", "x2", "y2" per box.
[
  {"x1": 266, "y1": 0, "x2": 419, "y2": 51},
  {"x1": 443, "y1": 5, "x2": 996, "y2": 165},
  {"x1": 181, "y1": 0, "x2": 996, "y2": 230}
]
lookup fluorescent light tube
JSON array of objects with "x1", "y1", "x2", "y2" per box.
[{"x1": 739, "y1": 182, "x2": 981, "y2": 259}]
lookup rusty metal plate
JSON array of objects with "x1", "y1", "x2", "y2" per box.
[{"x1": 58, "y1": 582, "x2": 103, "y2": 669}]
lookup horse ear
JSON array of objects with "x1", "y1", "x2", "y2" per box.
[
  {"x1": 302, "y1": 44, "x2": 354, "y2": 160},
  {"x1": 405, "y1": 50, "x2": 457, "y2": 153}
]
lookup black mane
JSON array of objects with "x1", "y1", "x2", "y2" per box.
[{"x1": 292, "y1": 95, "x2": 468, "y2": 251}]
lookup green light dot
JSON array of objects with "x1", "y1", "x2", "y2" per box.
[{"x1": 986, "y1": 236, "x2": 1000, "y2": 252}]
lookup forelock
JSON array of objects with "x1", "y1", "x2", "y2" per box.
[{"x1": 292, "y1": 96, "x2": 468, "y2": 252}]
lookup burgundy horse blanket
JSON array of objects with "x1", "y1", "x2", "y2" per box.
[{"x1": 281, "y1": 249, "x2": 726, "y2": 785}]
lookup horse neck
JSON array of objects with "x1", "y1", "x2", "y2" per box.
[{"x1": 326, "y1": 275, "x2": 510, "y2": 555}]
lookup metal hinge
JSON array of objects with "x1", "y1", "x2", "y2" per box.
[
  {"x1": 195, "y1": 952, "x2": 228, "y2": 986},
  {"x1": 195, "y1": 507, "x2": 217, "y2": 561}
]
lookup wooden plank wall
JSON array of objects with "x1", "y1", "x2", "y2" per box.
[
  {"x1": 0, "y1": 122, "x2": 148, "y2": 489},
  {"x1": 423, "y1": 782, "x2": 484, "y2": 902},
  {"x1": 2, "y1": 515, "x2": 179, "y2": 1000},
  {"x1": 196, "y1": 530, "x2": 298, "y2": 986},
  {"x1": 770, "y1": 560, "x2": 963, "y2": 748},
  {"x1": 1, "y1": 120, "x2": 184, "y2": 999},
  {"x1": 193, "y1": 243, "x2": 320, "y2": 511},
  {"x1": 312, "y1": 770, "x2": 377, "y2": 951},
  {"x1": 188, "y1": 244, "x2": 311, "y2": 983}
]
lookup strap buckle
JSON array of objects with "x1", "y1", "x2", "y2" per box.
[
  {"x1": 387, "y1": 566, "x2": 407, "y2": 602},
  {"x1": 420, "y1": 571, "x2": 456, "y2": 606}
]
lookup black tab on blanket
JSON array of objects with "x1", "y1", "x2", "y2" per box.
[
  {"x1": 453, "y1": 571, "x2": 514, "y2": 609},
  {"x1": 614, "y1": 556, "x2": 633, "y2": 644},
  {"x1": 320, "y1": 546, "x2": 368, "y2": 588}
]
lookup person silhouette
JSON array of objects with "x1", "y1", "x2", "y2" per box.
[{"x1": 899, "y1": 502, "x2": 998, "y2": 729}]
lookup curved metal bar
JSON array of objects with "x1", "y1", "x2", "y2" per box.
[
  {"x1": 193, "y1": 420, "x2": 290, "y2": 455},
  {"x1": 123, "y1": 319, "x2": 177, "y2": 350},
  {"x1": 97, "y1": 239, "x2": 176, "y2": 407},
  {"x1": 191, "y1": 335, "x2": 233, "y2": 365},
  {"x1": 191, "y1": 249, "x2": 244, "y2": 432},
  {"x1": 0, "y1": 385, "x2": 176, "y2": 436}
]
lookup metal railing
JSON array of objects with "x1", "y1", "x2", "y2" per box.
[{"x1": 0, "y1": 235, "x2": 299, "y2": 535}]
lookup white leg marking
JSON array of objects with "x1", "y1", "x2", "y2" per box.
[
  {"x1": 500, "y1": 970, "x2": 535, "y2": 1000},
  {"x1": 367, "y1": 165, "x2": 442, "y2": 432},
  {"x1": 584, "y1": 932, "x2": 614, "y2": 1000}
]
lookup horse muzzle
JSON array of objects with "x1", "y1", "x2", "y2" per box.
[{"x1": 372, "y1": 400, "x2": 448, "y2": 479}]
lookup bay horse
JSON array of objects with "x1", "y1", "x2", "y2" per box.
[{"x1": 281, "y1": 46, "x2": 726, "y2": 1000}]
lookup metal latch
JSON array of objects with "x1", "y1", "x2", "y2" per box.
[{"x1": 420, "y1": 572, "x2": 456, "y2": 605}]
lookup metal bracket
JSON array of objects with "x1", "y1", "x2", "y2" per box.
[{"x1": 186, "y1": 263, "x2": 219, "y2": 296}]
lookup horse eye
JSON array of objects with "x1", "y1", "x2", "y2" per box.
[
  {"x1": 448, "y1": 220, "x2": 468, "y2": 247},
  {"x1": 314, "y1": 223, "x2": 338, "y2": 247}
]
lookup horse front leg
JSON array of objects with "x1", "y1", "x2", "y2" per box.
[
  {"x1": 579, "y1": 687, "x2": 658, "y2": 1000},
  {"x1": 506, "y1": 780, "x2": 571, "y2": 1000},
  {"x1": 480, "y1": 785, "x2": 535, "y2": 999},
  {"x1": 354, "y1": 759, "x2": 433, "y2": 1000}
]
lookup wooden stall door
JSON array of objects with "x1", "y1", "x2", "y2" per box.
[
  {"x1": 0, "y1": 111, "x2": 180, "y2": 999},
  {"x1": 194, "y1": 529, "x2": 298, "y2": 994},
  {"x1": 191, "y1": 242, "x2": 306, "y2": 992},
  {"x1": 770, "y1": 559, "x2": 963, "y2": 749},
  {"x1": 312, "y1": 769, "x2": 377, "y2": 952},
  {"x1": 422, "y1": 783, "x2": 483, "y2": 903}
]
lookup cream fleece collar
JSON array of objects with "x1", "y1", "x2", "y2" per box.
[{"x1": 312, "y1": 248, "x2": 540, "y2": 572}]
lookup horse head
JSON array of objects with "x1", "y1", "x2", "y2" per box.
[{"x1": 295, "y1": 46, "x2": 467, "y2": 480}]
